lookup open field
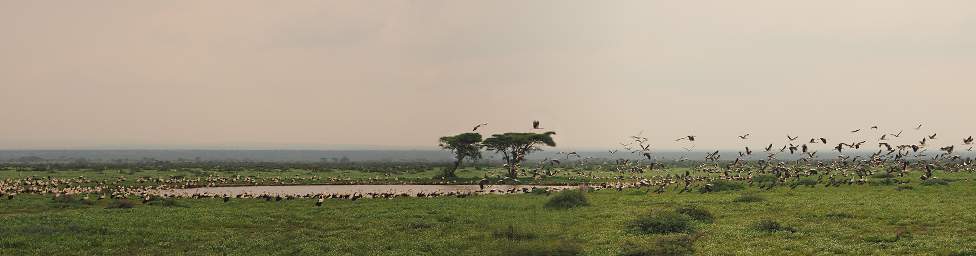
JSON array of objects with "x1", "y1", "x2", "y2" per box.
[{"x1": 2, "y1": 163, "x2": 975, "y2": 255}]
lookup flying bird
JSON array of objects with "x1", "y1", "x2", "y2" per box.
[
  {"x1": 532, "y1": 120, "x2": 542, "y2": 129},
  {"x1": 738, "y1": 134, "x2": 750, "y2": 139},
  {"x1": 851, "y1": 129, "x2": 861, "y2": 133},
  {"x1": 928, "y1": 133, "x2": 937, "y2": 140},
  {"x1": 890, "y1": 130, "x2": 903, "y2": 138},
  {"x1": 472, "y1": 123, "x2": 488, "y2": 131},
  {"x1": 915, "y1": 124, "x2": 923, "y2": 130},
  {"x1": 676, "y1": 136, "x2": 696, "y2": 142},
  {"x1": 964, "y1": 136, "x2": 974, "y2": 145},
  {"x1": 787, "y1": 135, "x2": 799, "y2": 141}
]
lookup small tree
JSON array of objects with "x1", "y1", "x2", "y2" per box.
[
  {"x1": 438, "y1": 133, "x2": 483, "y2": 178},
  {"x1": 482, "y1": 132, "x2": 557, "y2": 178}
]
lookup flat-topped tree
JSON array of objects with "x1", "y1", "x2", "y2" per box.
[
  {"x1": 438, "y1": 133, "x2": 483, "y2": 178},
  {"x1": 483, "y1": 132, "x2": 557, "y2": 178}
]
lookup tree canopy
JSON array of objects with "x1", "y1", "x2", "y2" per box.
[
  {"x1": 438, "y1": 132, "x2": 483, "y2": 177},
  {"x1": 482, "y1": 131, "x2": 556, "y2": 178}
]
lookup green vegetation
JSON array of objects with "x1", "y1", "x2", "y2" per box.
[
  {"x1": 1, "y1": 180, "x2": 976, "y2": 255},
  {"x1": 544, "y1": 190, "x2": 589, "y2": 209}
]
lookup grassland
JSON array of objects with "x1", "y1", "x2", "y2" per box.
[{"x1": 2, "y1": 167, "x2": 975, "y2": 255}]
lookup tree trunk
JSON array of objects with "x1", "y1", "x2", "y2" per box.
[{"x1": 446, "y1": 157, "x2": 463, "y2": 178}]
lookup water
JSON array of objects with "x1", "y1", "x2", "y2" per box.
[{"x1": 161, "y1": 184, "x2": 573, "y2": 196}]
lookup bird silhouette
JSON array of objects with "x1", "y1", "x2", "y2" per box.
[
  {"x1": 532, "y1": 120, "x2": 542, "y2": 129},
  {"x1": 964, "y1": 136, "x2": 974, "y2": 145},
  {"x1": 738, "y1": 134, "x2": 750, "y2": 139},
  {"x1": 928, "y1": 133, "x2": 937, "y2": 140},
  {"x1": 472, "y1": 123, "x2": 488, "y2": 131},
  {"x1": 787, "y1": 135, "x2": 799, "y2": 141},
  {"x1": 851, "y1": 129, "x2": 861, "y2": 133},
  {"x1": 890, "y1": 130, "x2": 903, "y2": 138},
  {"x1": 676, "y1": 136, "x2": 696, "y2": 142}
]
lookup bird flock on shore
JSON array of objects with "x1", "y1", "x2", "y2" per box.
[{"x1": 1, "y1": 122, "x2": 973, "y2": 207}]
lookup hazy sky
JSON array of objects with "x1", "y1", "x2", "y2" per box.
[{"x1": 2, "y1": 1, "x2": 974, "y2": 150}]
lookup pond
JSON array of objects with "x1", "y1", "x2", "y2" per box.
[{"x1": 161, "y1": 184, "x2": 575, "y2": 197}]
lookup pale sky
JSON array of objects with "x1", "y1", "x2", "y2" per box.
[{"x1": 1, "y1": 1, "x2": 974, "y2": 150}]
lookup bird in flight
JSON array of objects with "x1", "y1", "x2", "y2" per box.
[
  {"x1": 532, "y1": 120, "x2": 542, "y2": 129},
  {"x1": 889, "y1": 130, "x2": 903, "y2": 138},
  {"x1": 787, "y1": 135, "x2": 798, "y2": 141},
  {"x1": 851, "y1": 129, "x2": 861, "y2": 133},
  {"x1": 964, "y1": 136, "x2": 974, "y2": 145},
  {"x1": 915, "y1": 124, "x2": 923, "y2": 130},
  {"x1": 738, "y1": 134, "x2": 750, "y2": 139},
  {"x1": 871, "y1": 126, "x2": 879, "y2": 129},
  {"x1": 472, "y1": 123, "x2": 488, "y2": 131},
  {"x1": 928, "y1": 133, "x2": 937, "y2": 140},
  {"x1": 675, "y1": 136, "x2": 696, "y2": 142}
]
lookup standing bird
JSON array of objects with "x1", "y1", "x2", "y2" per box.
[
  {"x1": 532, "y1": 120, "x2": 542, "y2": 129},
  {"x1": 315, "y1": 198, "x2": 324, "y2": 207},
  {"x1": 472, "y1": 123, "x2": 488, "y2": 131}
]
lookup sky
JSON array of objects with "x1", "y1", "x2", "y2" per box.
[{"x1": 1, "y1": 1, "x2": 974, "y2": 151}]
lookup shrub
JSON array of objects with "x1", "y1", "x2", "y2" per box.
[
  {"x1": 792, "y1": 178, "x2": 818, "y2": 187},
  {"x1": 503, "y1": 239, "x2": 582, "y2": 256},
  {"x1": 105, "y1": 199, "x2": 134, "y2": 209},
  {"x1": 752, "y1": 174, "x2": 777, "y2": 183},
  {"x1": 620, "y1": 235, "x2": 695, "y2": 256},
  {"x1": 752, "y1": 219, "x2": 796, "y2": 233},
  {"x1": 544, "y1": 190, "x2": 589, "y2": 209},
  {"x1": 895, "y1": 185, "x2": 914, "y2": 191},
  {"x1": 146, "y1": 197, "x2": 183, "y2": 207},
  {"x1": 703, "y1": 180, "x2": 745, "y2": 193},
  {"x1": 871, "y1": 172, "x2": 895, "y2": 179},
  {"x1": 733, "y1": 193, "x2": 765, "y2": 203},
  {"x1": 921, "y1": 179, "x2": 949, "y2": 186},
  {"x1": 629, "y1": 211, "x2": 694, "y2": 234},
  {"x1": 49, "y1": 196, "x2": 94, "y2": 208},
  {"x1": 676, "y1": 206, "x2": 714, "y2": 223},
  {"x1": 493, "y1": 225, "x2": 537, "y2": 241}
]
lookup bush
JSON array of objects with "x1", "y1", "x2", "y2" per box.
[
  {"x1": 921, "y1": 179, "x2": 949, "y2": 186},
  {"x1": 792, "y1": 178, "x2": 818, "y2": 187},
  {"x1": 620, "y1": 235, "x2": 695, "y2": 256},
  {"x1": 871, "y1": 172, "x2": 895, "y2": 179},
  {"x1": 703, "y1": 180, "x2": 745, "y2": 192},
  {"x1": 105, "y1": 199, "x2": 134, "y2": 209},
  {"x1": 503, "y1": 240, "x2": 582, "y2": 256},
  {"x1": 49, "y1": 196, "x2": 94, "y2": 208},
  {"x1": 146, "y1": 197, "x2": 183, "y2": 207},
  {"x1": 896, "y1": 185, "x2": 914, "y2": 191},
  {"x1": 629, "y1": 211, "x2": 694, "y2": 234},
  {"x1": 733, "y1": 193, "x2": 765, "y2": 203},
  {"x1": 752, "y1": 219, "x2": 796, "y2": 233},
  {"x1": 493, "y1": 225, "x2": 537, "y2": 241},
  {"x1": 676, "y1": 206, "x2": 714, "y2": 223},
  {"x1": 752, "y1": 174, "x2": 777, "y2": 183},
  {"x1": 544, "y1": 190, "x2": 589, "y2": 209}
]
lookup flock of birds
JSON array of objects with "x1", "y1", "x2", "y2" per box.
[{"x1": 1, "y1": 122, "x2": 974, "y2": 207}]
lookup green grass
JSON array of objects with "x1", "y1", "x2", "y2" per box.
[{"x1": 2, "y1": 181, "x2": 976, "y2": 255}]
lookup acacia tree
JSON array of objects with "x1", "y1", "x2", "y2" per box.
[
  {"x1": 482, "y1": 132, "x2": 557, "y2": 178},
  {"x1": 438, "y1": 133, "x2": 484, "y2": 178}
]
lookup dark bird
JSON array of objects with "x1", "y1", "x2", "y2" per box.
[
  {"x1": 928, "y1": 133, "x2": 937, "y2": 140},
  {"x1": 834, "y1": 143, "x2": 844, "y2": 153},
  {"x1": 532, "y1": 120, "x2": 542, "y2": 129},
  {"x1": 738, "y1": 134, "x2": 750, "y2": 139},
  {"x1": 801, "y1": 144, "x2": 808, "y2": 153},
  {"x1": 676, "y1": 136, "x2": 696, "y2": 142},
  {"x1": 879, "y1": 134, "x2": 888, "y2": 141},
  {"x1": 879, "y1": 142, "x2": 893, "y2": 151},
  {"x1": 765, "y1": 144, "x2": 774, "y2": 152},
  {"x1": 871, "y1": 126, "x2": 879, "y2": 129},
  {"x1": 890, "y1": 130, "x2": 903, "y2": 138},
  {"x1": 744, "y1": 147, "x2": 753, "y2": 155},
  {"x1": 940, "y1": 145, "x2": 955, "y2": 154},
  {"x1": 820, "y1": 138, "x2": 827, "y2": 144},
  {"x1": 965, "y1": 136, "x2": 974, "y2": 145},
  {"x1": 851, "y1": 129, "x2": 861, "y2": 133},
  {"x1": 787, "y1": 135, "x2": 799, "y2": 141},
  {"x1": 915, "y1": 124, "x2": 923, "y2": 130},
  {"x1": 472, "y1": 123, "x2": 488, "y2": 131}
]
